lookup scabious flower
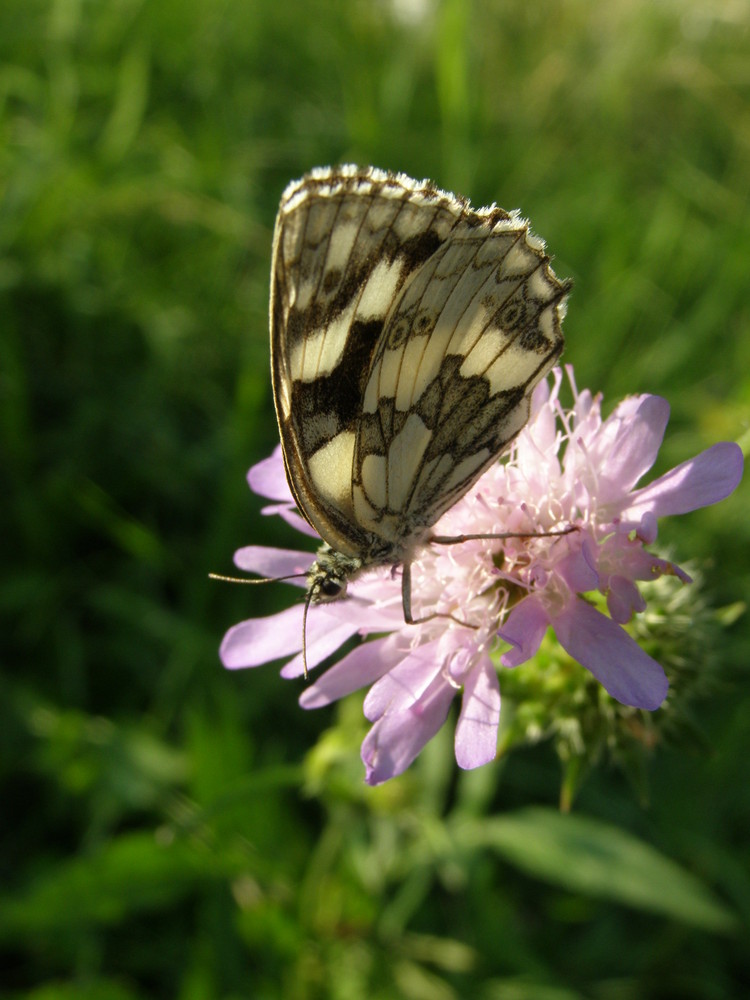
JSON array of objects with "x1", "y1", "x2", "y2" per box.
[{"x1": 220, "y1": 367, "x2": 743, "y2": 785}]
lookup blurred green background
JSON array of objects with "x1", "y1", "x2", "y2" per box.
[{"x1": 2, "y1": 0, "x2": 749, "y2": 997}]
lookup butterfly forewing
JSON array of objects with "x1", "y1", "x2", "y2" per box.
[{"x1": 270, "y1": 165, "x2": 569, "y2": 579}]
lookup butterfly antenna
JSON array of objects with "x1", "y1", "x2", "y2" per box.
[{"x1": 208, "y1": 571, "x2": 308, "y2": 585}]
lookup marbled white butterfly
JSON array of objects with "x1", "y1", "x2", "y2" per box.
[{"x1": 270, "y1": 165, "x2": 570, "y2": 637}]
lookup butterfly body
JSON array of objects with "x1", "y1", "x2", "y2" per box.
[{"x1": 270, "y1": 165, "x2": 570, "y2": 608}]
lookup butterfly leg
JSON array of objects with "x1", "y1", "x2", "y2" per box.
[
  {"x1": 429, "y1": 526, "x2": 575, "y2": 545},
  {"x1": 400, "y1": 561, "x2": 478, "y2": 630}
]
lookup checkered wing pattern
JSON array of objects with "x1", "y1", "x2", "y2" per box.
[{"x1": 270, "y1": 165, "x2": 569, "y2": 569}]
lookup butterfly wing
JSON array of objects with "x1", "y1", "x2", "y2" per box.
[
  {"x1": 270, "y1": 165, "x2": 476, "y2": 557},
  {"x1": 351, "y1": 211, "x2": 570, "y2": 542},
  {"x1": 271, "y1": 164, "x2": 569, "y2": 560}
]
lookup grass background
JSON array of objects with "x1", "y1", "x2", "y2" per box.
[{"x1": 2, "y1": 0, "x2": 749, "y2": 996}]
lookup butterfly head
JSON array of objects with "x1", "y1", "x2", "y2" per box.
[{"x1": 307, "y1": 544, "x2": 364, "y2": 604}]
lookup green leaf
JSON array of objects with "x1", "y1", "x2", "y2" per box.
[{"x1": 456, "y1": 807, "x2": 735, "y2": 932}]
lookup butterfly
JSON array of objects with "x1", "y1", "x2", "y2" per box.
[{"x1": 270, "y1": 165, "x2": 570, "y2": 639}]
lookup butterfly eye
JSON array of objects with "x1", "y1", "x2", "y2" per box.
[{"x1": 319, "y1": 578, "x2": 346, "y2": 600}]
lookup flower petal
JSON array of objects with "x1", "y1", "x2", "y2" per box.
[
  {"x1": 556, "y1": 542, "x2": 599, "y2": 593},
  {"x1": 599, "y1": 537, "x2": 692, "y2": 586},
  {"x1": 597, "y1": 395, "x2": 670, "y2": 494},
  {"x1": 299, "y1": 634, "x2": 404, "y2": 708},
  {"x1": 261, "y1": 504, "x2": 319, "y2": 538},
  {"x1": 553, "y1": 597, "x2": 668, "y2": 709},
  {"x1": 606, "y1": 575, "x2": 646, "y2": 624},
  {"x1": 220, "y1": 604, "x2": 304, "y2": 669},
  {"x1": 635, "y1": 510, "x2": 658, "y2": 544},
  {"x1": 363, "y1": 641, "x2": 443, "y2": 720},
  {"x1": 361, "y1": 678, "x2": 456, "y2": 785},
  {"x1": 306, "y1": 588, "x2": 405, "y2": 633},
  {"x1": 247, "y1": 446, "x2": 294, "y2": 502},
  {"x1": 280, "y1": 612, "x2": 362, "y2": 678},
  {"x1": 233, "y1": 545, "x2": 312, "y2": 584},
  {"x1": 454, "y1": 657, "x2": 500, "y2": 769},
  {"x1": 619, "y1": 442, "x2": 744, "y2": 522},
  {"x1": 498, "y1": 596, "x2": 550, "y2": 668}
]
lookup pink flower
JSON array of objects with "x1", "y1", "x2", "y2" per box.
[{"x1": 219, "y1": 367, "x2": 743, "y2": 784}]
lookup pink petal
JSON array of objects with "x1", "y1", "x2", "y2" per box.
[
  {"x1": 220, "y1": 604, "x2": 304, "y2": 668},
  {"x1": 247, "y1": 446, "x2": 294, "y2": 502},
  {"x1": 553, "y1": 598, "x2": 668, "y2": 709},
  {"x1": 598, "y1": 395, "x2": 670, "y2": 494},
  {"x1": 635, "y1": 511, "x2": 658, "y2": 544},
  {"x1": 556, "y1": 542, "x2": 599, "y2": 593},
  {"x1": 606, "y1": 576, "x2": 646, "y2": 624},
  {"x1": 498, "y1": 596, "x2": 550, "y2": 668},
  {"x1": 280, "y1": 612, "x2": 362, "y2": 678},
  {"x1": 305, "y1": 589, "x2": 405, "y2": 633},
  {"x1": 530, "y1": 374, "x2": 552, "y2": 414},
  {"x1": 260, "y1": 503, "x2": 319, "y2": 538},
  {"x1": 299, "y1": 634, "x2": 404, "y2": 708},
  {"x1": 602, "y1": 540, "x2": 692, "y2": 586},
  {"x1": 363, "y1": 641, "x2": 443, "y2": 720},
  {"x1": 454, "y1": 657, "x2": 500, "y2": 769},
  {"x1": 361, "y1": 678, "x2": 456, "y2": 785},
  {"x1": 233, "y1": 545, "x2": 312, "y2": 585},
  {"x1": 619, "y1": 442, "x2": 743, "y2": 522}
]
